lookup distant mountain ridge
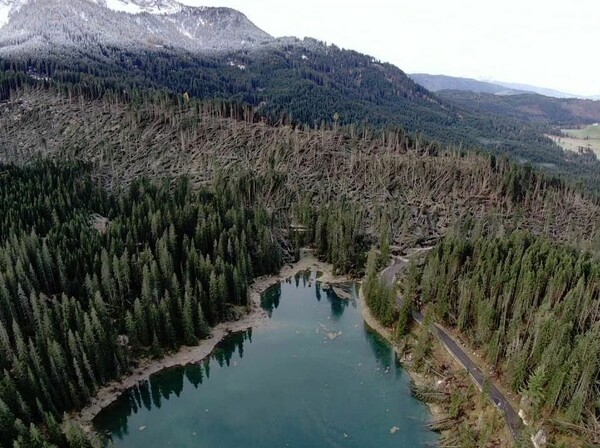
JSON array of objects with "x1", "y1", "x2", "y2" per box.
[
  {"x1": 410, "y1": 73, "x2": 597, "y2": 100},
  {"x1": 490, "y1": 80, "x2": 585, "y2": 99},
  {"x1": 438, "y1": 89, "x2": 600, "y2": 126},
  {"x1": 410, "y1": 73, "x2": 528, "y2": 96}
]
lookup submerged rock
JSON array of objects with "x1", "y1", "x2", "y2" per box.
[{"x1": 326, "y1": 331, "x2": 343, "y2": 340}]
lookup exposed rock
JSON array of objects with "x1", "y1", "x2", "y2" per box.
[
  {"x1": 116, "y1": 334, "x2": 129, "y2": 347},
  {"x1": 531, "y1": 428, "x2": 547, "y2": 448},
  {"x1": 90, "y1": 214, "x2": 109, "y2": 234},
  {"x1": 519, "y1": 394, "x2": 532, "y2": 426},
  {"x1": 518, "y1": 408, "x2": 529, "y2": 426},
  {"x1": 332, "y1": 285, "x2": 353, "y2": 300}
]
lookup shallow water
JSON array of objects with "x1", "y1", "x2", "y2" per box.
[{"x1": 94, "y1": 272, "x2": 439, "y2": 447}]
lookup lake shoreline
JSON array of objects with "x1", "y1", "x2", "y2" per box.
[
  {"x1": 76, "y1": 249, "x2": 444, "y2": 438},
  {"x1": 358, "y1": 285, "x2": 446, "y2": 423},
  {"x1": 359, "y1": 282, "x2": 516, "y2": 446},
  {"x1": 75, "y1": 249, "x2": 346, "y2": 431}
]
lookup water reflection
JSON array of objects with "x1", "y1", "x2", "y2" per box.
[
  {"x1": 95, "y1": 330, "x2": 253, "y2": 440},
  {"x1": 262, "y1": 270, "x2": 356, "y2": 322},
  {"x1": 213, "y1": 331, "x2": 247, "y2": 367},
  {"x1": 323, "y1": 283, "x2": 358, "y2": 320},
  {"x1": 363, "y1": 324, "x2": 404, "y2": 377},
  {"x1": 293, "y1": 270, "x2": 312, "y2": 288},
  {"x1": 261, "y1": 284, "x2": 281, "y2": 317},
  {"x1": 323, "y1": 287, "x2": 346, "y2": 320}
]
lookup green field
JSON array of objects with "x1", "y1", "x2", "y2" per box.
[
  {"x1": 549, "y1": 124, "x2": 600, "y2": 157},
  {"x1": 563, "y1": 124, "x2": 600, "y2": 139}
]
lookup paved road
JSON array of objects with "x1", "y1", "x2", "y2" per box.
[
  {"x1": 432, "y1": 324, "x2": 522, "y2": 441},
  {"x1": 382, "y1": 256, "x2": 522, "y2": 443}
]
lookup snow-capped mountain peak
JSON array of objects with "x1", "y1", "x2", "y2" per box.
[
  {"x1": 0, "y1": 0, "x2": 273, "y2": 55},
  {"x1": 91, "y1": 0, "x2": 183, "y2": 15}
]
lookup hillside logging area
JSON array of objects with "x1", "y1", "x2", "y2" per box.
[{"x1": 0, "y1": 84, "x2": 599, "y2": 447}]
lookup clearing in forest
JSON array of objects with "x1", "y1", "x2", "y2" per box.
[{"x1": 549, "y1": 124, "x2": 600, "y2": 157}]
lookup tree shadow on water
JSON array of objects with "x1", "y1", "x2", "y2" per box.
[
  {"x1": 261, "y1": 284, "x2": 281, "y2": 317},
  {"x1": 211, "y1": 330, "x2": 250, "y2": 367},
  {"x1": 320, "y1": 283, "x2": 356, "y2": 321},
  {"x1": 94, "y1": 330, "x2": 253, "y2": 442},
  {"x1": 363, "y1": 326, "x2": 396, "y2": 371}
]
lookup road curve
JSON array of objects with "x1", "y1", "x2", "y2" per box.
[{"x1": 382, "y1": 257, "x2": 522, "y2": 443}]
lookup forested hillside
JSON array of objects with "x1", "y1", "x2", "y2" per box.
[
  {"x1": 0, "y1": 161, "x2": 281, "y2": 447},
  {"x1": 1, "y1": 81, "x2": 600, "y2": 448},
  {"x1": 410, "y1": 232, "x2": 600, "y2": 445},
  {"x1": 439, "y1": 90, "x2": 600, "y2": 126},
  {"x1": 2, "y1": 86, "x2": 600, "y2": 254},
  {"x1": 2, "y1": 38, "x2": 599, "y2": 191}
]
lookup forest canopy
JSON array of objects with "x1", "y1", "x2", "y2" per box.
[{"x1": 0, "y1": 161, "x2": 281, "y2": 447}]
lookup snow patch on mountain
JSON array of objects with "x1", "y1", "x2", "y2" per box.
[
  {"x1": 104, "y1": 0, "x2": 143, "y2": 13},
  {"x1": 0, "y1": 0, "x2": 27, "y2": 27},
  {"x1": 0, "y1": 0, "x2": 274, "y2": 55},
  {"x1": 95, "y1": 0, "x2": 183, "y2": 15},
  {"x1": 0, "y1": 4, "x2": 11, "y2": 27}
]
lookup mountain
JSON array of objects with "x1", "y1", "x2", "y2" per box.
[
  {"x1": 491, "y1": 80, "x2": 583, "y2": 99},
  {"x1": 0, "y1": 0, "x2": 459, "y2": 139},
  {"x1": 1, "y1": 0, "x2": 600, "y2": 192},
  {"x1": 0, "y1": 0, "x2": 273, "y2": 55},
  {"x1": 438, "y1": 90, "x2": 600, "y2": 126},
  {"x1": 410, "y1": 73, "x2": 598, "y2": 101},
  {"x1": 410, "y1": 74, "x2": 600, "y2": 144},
  {"x1": 409, "y1": 73, "x2": 527, "y2": 95}
]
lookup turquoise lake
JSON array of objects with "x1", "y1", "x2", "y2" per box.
[{"x1": 93, "y1": 271, "x2": 439, "y2": 447}]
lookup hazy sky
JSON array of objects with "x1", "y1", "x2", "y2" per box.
[{"x1": 180, "y1": 0, "x2": 600, "y2": 96}]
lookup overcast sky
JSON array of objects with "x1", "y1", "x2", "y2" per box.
[{"x1": 180, "y1": 0, "x2": 600, "y2": 96}]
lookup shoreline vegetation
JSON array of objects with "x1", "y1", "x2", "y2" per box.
[
  {"x1": 74, "y1": 250, "x2": 348, "y2": 431},
  {"x1": 359, "y1": 257, "x2": 515, "y2": 447},
  {"x1": 360, "y1": 287, "x2": 516, "y2": 446},
  {"x1": 358, "y1": 284, "x2": 446, "y2": 421}
]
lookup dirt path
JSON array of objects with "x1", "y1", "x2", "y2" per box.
[{"x1": 75, "y1": 249, "x2": 342, "y2": 430}]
